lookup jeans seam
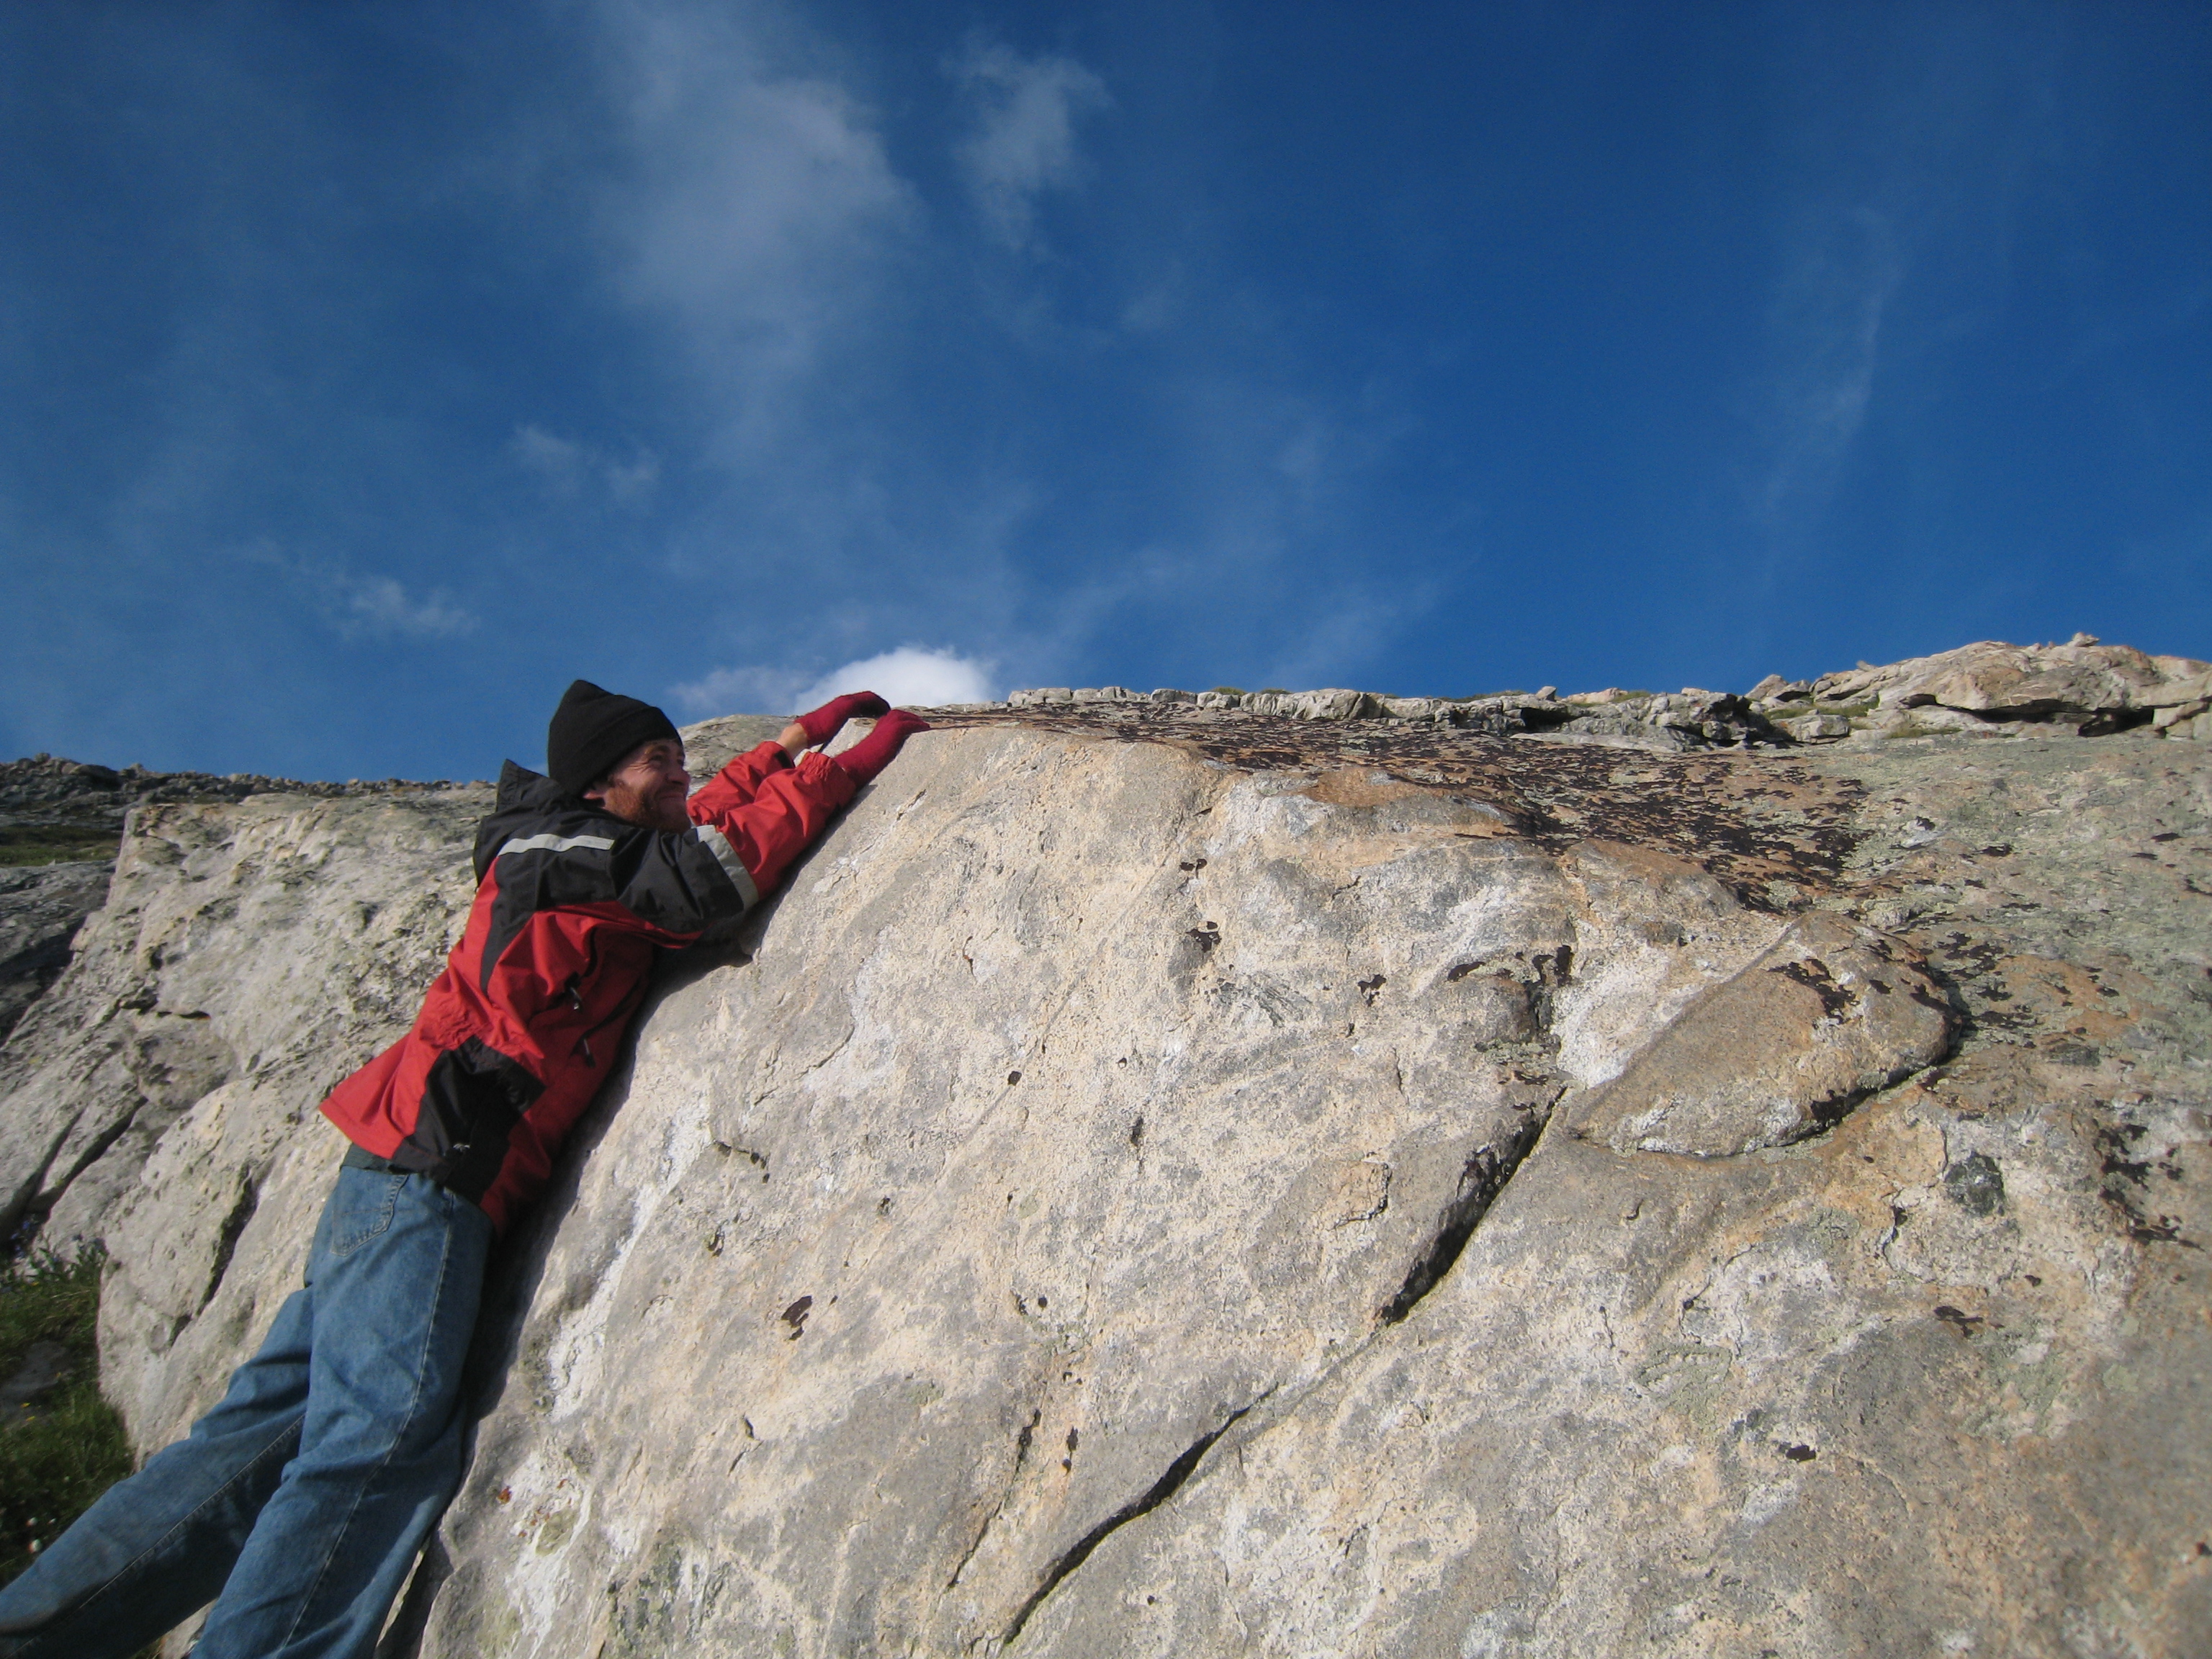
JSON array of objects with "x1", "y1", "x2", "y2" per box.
[
  {"x1": 17, "y1": 1411, "x2": 303, "y2": 1658},
  {"x1": 275, "y1": 1185, "x2": 459, "y2": 1650}
]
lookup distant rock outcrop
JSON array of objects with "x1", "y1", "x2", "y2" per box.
[
  {"x1": 1753, "y1": 633, "x2": 2212, "y2": 742},
  {"x1": 1004, "y1": 634, "x2": 2212, "y2": 751},
  {"x1": 1, "y1": 642, "x2": 2206, "y2": 1657},
  {"x1": 0, "y1": 754, "x2": 480, "y2": 1058}
]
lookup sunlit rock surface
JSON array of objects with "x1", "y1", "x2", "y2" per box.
[
  {"x1": 0, "y1": 795, "x2": 483, "y2": 1480},
  {"x1": 2, "y1": 646, "x2": 2207, "y2": 1657}
]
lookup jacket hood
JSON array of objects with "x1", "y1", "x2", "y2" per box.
[{"x1": 473, "y1": 760, "x2": 623, "y2": 884}]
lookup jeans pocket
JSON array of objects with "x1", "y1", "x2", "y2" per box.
[{"x1": 326, "y1": 1169, "x2": 407, "y2": 1257}]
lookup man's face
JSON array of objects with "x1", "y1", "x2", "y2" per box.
[{"x1": 585, "y1": 738, "x2": 692, "y2": 831}]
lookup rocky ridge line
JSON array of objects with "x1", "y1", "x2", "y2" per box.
[{"x1": 984, "y1": 634, "x2": 2212, "y2": 749}]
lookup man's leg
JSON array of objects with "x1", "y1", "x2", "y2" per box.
[
  {"x1": 0, "y1": 1267, "x2": 318, "y2": 1656},
  {"x1": 191, "y1": 1166, "x2": 491, "y2": 1659}
]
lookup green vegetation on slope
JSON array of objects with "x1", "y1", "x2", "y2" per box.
[
  {"x1": 1, "y1": 1252, "x2": 134, "y2": 1588},
  {"x1": 0, "y1": 826, "x2": 121, "y2": 868}
]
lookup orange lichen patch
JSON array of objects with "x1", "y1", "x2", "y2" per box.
[
  {"x1": 1798, "y1": 1084, "x2": 1948, "y2": 1218},
  {"x1": 1563, "y1": 837, "x2": 1728, "y2": 890},
  {"x1": 1301, "y1": 768, "x2": 1449, "y2": 811},
  {"x1": 2077, "y1": 953, "x2": 2161, "y2": 1005},
  {"x1": 1994, "y1": 955, "x2": 2144, "y2": 1042},
  {"x1": 1912, "y1": 1049, "x2": 2040, "y2": 1120}
]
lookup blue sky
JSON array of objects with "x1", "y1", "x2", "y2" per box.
[{"x1": 2, "y1": 1, "x2": 2207, "y2": 780}]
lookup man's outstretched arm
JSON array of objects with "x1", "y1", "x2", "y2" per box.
[{"x1": 688, "y1": 700, "x2": 930, "y2": 897}]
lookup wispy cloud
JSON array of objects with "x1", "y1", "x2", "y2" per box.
[
  {"x1": 591, "y1": 0, "x2": 916, "y2": 408},
  {"x1": 671, "y1": 645, "x2": 999, "y2": 715},
  {"x1": 666, "y1": 662, "x2": 807, "y2": 716},
  {"x1": 508, "y1": 423, "x2": 661, "y2": 503},
  {"x1": 1740, "y1": 5, "x2": 2060, "y2": 549},
  {"x1": 579, "y1": 5, "x2": 1379, "y2": 704},
  {"x1": 949, "y1": 38, "x2": 1110, "y2": 252},
  {"x1": 248, "y1": 543, "x2": 477, "y2": 641},
  {"x1": 576, "y1": 0, "x2": 951, "y2": 610},
  {"x1": 1753, "y1": 204, "x2": 1904, "y2": 529},
  {"x1": 338, "y1": 574, "x2": 477, "y2": 639}
]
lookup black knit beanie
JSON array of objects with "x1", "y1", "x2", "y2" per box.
[{"x1": 546, "y1": 680, "x2": 680, "y2": 796}]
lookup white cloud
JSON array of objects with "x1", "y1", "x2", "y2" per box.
[
  {"x1": 508, "y1": 423, "x2": 660, "y2": 503},
  {"x1": 950, "y1": 39, "x2": 1110, "y2": 251},
  {"x1": 672, "y1": 645, "x2": 999, "y2": 715},
  {"x1": 603, "y1": 451, "x2": 662, "y2": 501},
  {"x1": 508, "y1": 423, "x2": 586, "y2": 486},
  {"x1": 797, "y1": 646, "x2": 999, "y2": 709},
  {"x1": 570, "y1": 7, "x2": 1373, "y2": 697}
]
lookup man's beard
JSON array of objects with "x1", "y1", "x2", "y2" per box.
[{"x1": 598, "y1": 779, "x2": 691, "y2": 832}]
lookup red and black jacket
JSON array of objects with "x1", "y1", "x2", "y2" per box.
[{"x1": 321, "y1": 741, "x2": 855, "y2": 1233}]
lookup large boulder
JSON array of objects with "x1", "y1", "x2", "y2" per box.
[
  {"x1": 418, "y1": 721, "x2": 2207, "y2": 1659},
  {"x1": 3, "y1": 689, "x2": 2204, "y2": 1658}
]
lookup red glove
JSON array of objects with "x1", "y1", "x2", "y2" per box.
[
  {"x1": 793, "y1": 691, "x2": 890, "y2": 747},
  {"x1": 832, "y1": 709, "x2": 930, "y2": 786}
]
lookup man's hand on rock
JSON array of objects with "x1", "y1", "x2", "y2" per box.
[
  {"x1": 830, "y1": 708, "x2": 930, "y2": 786},
  {"x1": 783, "y1": 691, "x2": 891, "y2": 757}
]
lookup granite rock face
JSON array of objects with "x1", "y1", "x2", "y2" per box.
[
  {"x1": 0, "y1": 752, "x2": 486, "y2": 1131},
  {"x1": 415, "y1": 720, "x2": 2209, "y2": 1659},
  {"x1": 1004, "y1": 726, "x2": 2212, "y2": 1659},
  {"x1": 0, "y1": 862, "x2": 111, "y2": 1048},
  {"x1": 415, "y1": 732, "x2": 1808, "y2": 1659},
  {"x1": 1, "y1": 651, "x2": 2207, "y2": 1658},
  {"x1": 1567, "y1": 911, "x2": 1955, "y2": 1157},
  {"x1": 0, "y1": 788, "x2": 488, "y2": 1456}
]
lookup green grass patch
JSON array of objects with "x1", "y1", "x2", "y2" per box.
[
  {"x1": 1, "y1": 1251, "x2": 135, "y2": 1588},
  {"x1": 1205, "y1": 686, "x2": 1245, "y2": 697},
  {"x1": 0, "y1": 825, "x2": 121, "y2": 868}
]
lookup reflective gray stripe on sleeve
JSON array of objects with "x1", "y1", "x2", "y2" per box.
[
  {"x1": 497, "y1": 832, "x2": 617, "y2": 858},
  {"x1": 693, "y1": 824, "x2": 760, "y2": 909}
]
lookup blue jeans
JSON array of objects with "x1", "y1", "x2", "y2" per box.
[{"x1": 0, "y1": 1160, "x2": 493, "y2": 1659}]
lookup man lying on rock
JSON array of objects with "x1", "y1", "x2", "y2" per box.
[{"x1": 0, "y1": 681, "x2": 929, "y2": 1659}]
